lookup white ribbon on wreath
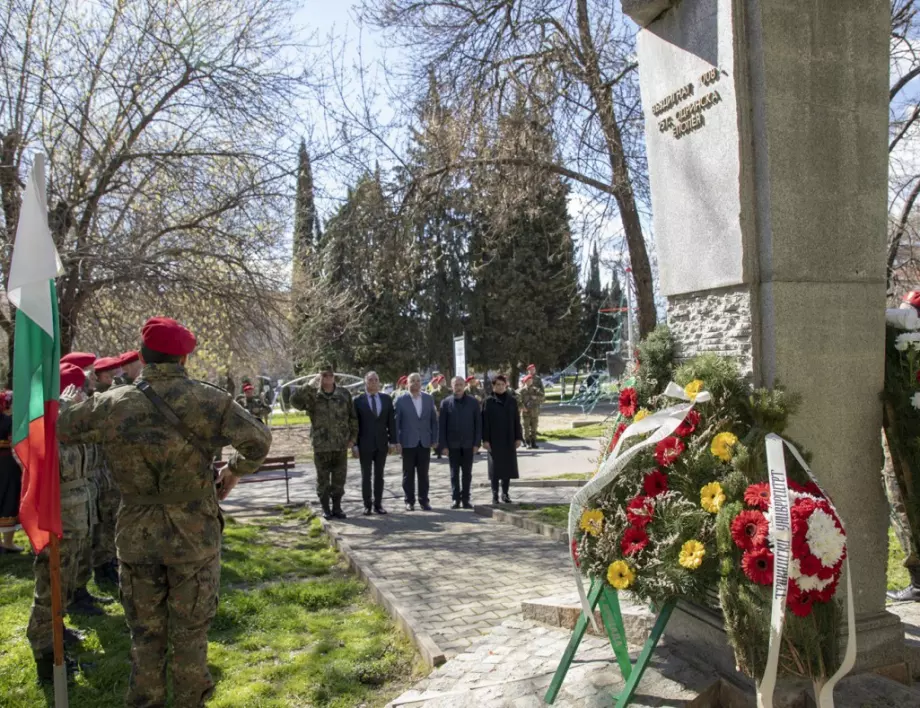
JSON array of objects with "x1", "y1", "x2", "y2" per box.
[{"x1": 566, "y1": 384, "x2": 855, "y2": 707}]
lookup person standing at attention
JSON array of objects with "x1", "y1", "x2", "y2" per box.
[
  {"x1": 482, "y1": 374, "x2": 524, "y2": 505},
  {"x1": 354, "y1": 371, "x2": 398, "y2": 515},
  {"x1": 439, "y1": 376, "x2": 481, "y2": 509},
  {"x1": 395, "y1": 372, "x2": 438, "y2": 511}
]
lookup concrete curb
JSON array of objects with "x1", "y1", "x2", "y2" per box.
[
  {"x1": 475, "y1": 479, "x2": 586, "y2": 488},
  {"x1": 319, "y1": 518, "x2": 447, "y2": 669},
  {"x1": 473, "y1": 505, "x2": 568, "y2": 543}
]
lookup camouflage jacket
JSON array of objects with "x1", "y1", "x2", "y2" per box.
[
  {"x1": 466, "y1": 384, "x2": 485, "y2": 407},
  {"x1": 432, "y1": 385, "x2": 451, "y2": 409},
  {"x1": 289, "y1": 382, "x2": 358, "y2": 452},
  {"x1": 59, "y1": 440, "x2": 95, "y2": 537},
  {"x1": 530, "y1": 376, "x2": 545, "y2": 395},
  {"x1": 57, "y1": 363, "x2": 272, "y2": 564},
  {"x1": 236, "y1": 394, "x2": 272, "y2": 420},
  {"x1": 519, "y1": 384, "x2": 545, "y2": 412}
]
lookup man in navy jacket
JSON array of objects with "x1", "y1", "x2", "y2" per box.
[
  {"x1": 438, "y1": 376, "x2": 482, "y2": 509},
  {"x1": 354, "y1": 371, "x2": 398, "y2": 515}
]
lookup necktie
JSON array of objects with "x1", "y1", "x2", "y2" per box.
[{"x1": 371, "y1": 395, "x2": 378, "y2": 416}]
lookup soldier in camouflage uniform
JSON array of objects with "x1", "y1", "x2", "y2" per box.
[
  {"x1": 286, "y1": 365, "x2": 358, "y2": 520},
  {"x1": 58, "y1": 317, "x2": 271, "y2": 707},
  {"x1": 28, "y1": 364, "x2": 96, "y2": 682},
  {"x1": 465, "y1": 376, "x2": 485, "y2": 407},
  {"x1": 236, "y1": 383, "x2": 272, "y2": 424},
  {"x1": 431, "y1": 376, "x2": 451, "y2": 459},
  {"x1": 91, "y1": 357, "x2": 122, "y2": 586},
  {"x1": 115, "y1": 350, "x2": 143, "y2": 386},
  {"x1": 519, "y1": 374, "x2": 546, "y2": 449}
]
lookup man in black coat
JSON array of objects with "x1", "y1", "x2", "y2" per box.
[
  {"x1": 438, "y1": 376, "x2": 482, "y2": 509},
  {"x1": 482, "y1": 374, "x2": 523, "y2": 504},
  {"x1": 353, "y1": 371, "x2": 398, "y2": 515}
]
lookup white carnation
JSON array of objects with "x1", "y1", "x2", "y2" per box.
[
  {"x1": 896, "y1": 333, "x2": 911, "y2": 351},
  {"x1": 913, "y1": 392, "x2": 920, "y2": 411},
  {"x1": 805, "y1": 509, "x2": 846, "y2": 567}
]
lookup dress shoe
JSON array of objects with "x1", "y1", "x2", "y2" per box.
[
  {"x1": 462, "y1": 501, "x2": 474, "y2": 510},
  {"x1": 419, "y1": 502, "x2": 432, "y2": 511},
  {"x1": 374, "y1": 505, "x2": 388, "y2": 515},
  {"x1": 363, "y1": 505, "x2": 373, "y2": 516},
  {"x1": 492, "y1": 493, "x2": 499, "y2": 505},
  {"x1": 501, "y1": 493, "x2": 512, "y2": 504},
  {"x1": 405, "y1": 503, "x2": 415, "y2": 511},
  {"x1": 888, "y1": 567, "x2": 920, "y2": 601},
  {"x1": 451, "y1": 501, "x2": 461, "y2": 510}
]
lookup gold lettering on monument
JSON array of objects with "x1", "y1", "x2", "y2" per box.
[{"x1": 651, "y1": 68, "x2": 724, "y2": 140}]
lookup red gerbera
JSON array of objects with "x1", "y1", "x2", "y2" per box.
[
  {"x1": 608, "y1": 423, "x2": 628, "y2": 453},
  {"x1": 626, "y1": 495, "x2": 654, "y2": 528},
  {"x1": 620, "y1": 525, "x2": 649, "y2": 556},
  {"x1": 618, "y1": 387, "x2": 639, "y2": 418},
  {"x1": 742, "y1": 547, "x2": 775, "y2": 586},
  {"x1": 787, "y1": 581, "x2": 817, "y2": 618},
  {"x1": 730, "y1": 510, "x2": 769, "y2": 551},
  {"x1": 643, "y1": 469, "x2": 669, "y2": 497},
  {"x1": 571, "y1": 539, "x2": 580, "y2": 568},
  {"x1": 815, "y1": 577, "x2": 839, "y2": 603},
  {"x1": 743, "y1": 483, "x2": 770, "y2": 511},
  {"x1": 674, "y1": 409, "x2": 700, "y2": 437},
  {"x1": 654, "y1": 436, "x2": 685, "y2": 467}
]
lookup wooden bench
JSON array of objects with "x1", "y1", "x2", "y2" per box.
[{"x1": 214, "y1": 455, "x2": 296, "y2": 504}]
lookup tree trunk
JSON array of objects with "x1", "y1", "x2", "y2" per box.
[{"x1": 575, "y1": 0, "x2": 657, "y2": 338}]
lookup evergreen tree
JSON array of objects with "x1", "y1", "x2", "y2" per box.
[{"x1": 292, "y1": 140, "x2": 320, "y2": 374}]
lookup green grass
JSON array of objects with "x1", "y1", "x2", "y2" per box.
[
  {"x1": 0, "y1": 507, "x2": 421, "y2": 707},
  {"x1": 268, "y1": 411, "x2": 311, "y2": 427},
  {"x1": 538, "y1": 424, "x2": 607, "y2": 440},
  {"x1": 538, "y1": 472, "x2": 591, "y2": 481},
  {"x1": 888, "y1": 526, "x2": 910, "y2": 592},
  {"x1": 517, "y1": 504, "x2": 570, "y2": 529}
]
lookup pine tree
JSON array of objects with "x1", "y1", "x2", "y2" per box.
[{"x1": 292, "y1": 140, "x2": 319, "y2": 374}]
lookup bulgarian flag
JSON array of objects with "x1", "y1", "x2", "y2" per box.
[{"x1": 7, "y1": 154, "x2": 64, "y2": 553}]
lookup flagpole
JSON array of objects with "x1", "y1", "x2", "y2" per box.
[{"x1": 48, "y1": 534, "x2": 68, "y2": 706}]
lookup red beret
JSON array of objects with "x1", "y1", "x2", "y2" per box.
[
  {"x1": 521, "y1": 374, "x2": 533, "y2": 384},
  {"x1": 141, "y1": 317, "x2": 197, "y2": 356},
  {"x1": 397, "y1": 376, "x2": 408, "y2": 385},
  {"x1": 60, "y1": 363, "x2": 86, "y2": 393},
  {"x1": 61, "y1": 352, "x2": 96, "y2": 369},
  {"x1": 465, "y1": 376, "x2": 477, "y2": 383},
  {"x1": 527, "y1": 363, "x2": 536, "y2": 370},
  {"x1": 93, "y1": 356, "x2": 121, "y2": 373},
  {"x1": 118, "y1": 350, "x2": 139, "y2": 366},
  {"x1": 904, "y1": 291, "x2": 920, "y2": 310},
  {"x1": 242, "y1": 384, "x2": 254, "y2": 392}
]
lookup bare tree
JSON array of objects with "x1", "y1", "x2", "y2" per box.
[
  {"x1": 357, "y1": 0, "x2": 656, "y2": 336},
  {"x1": 0, "y1": 0, "x2": 311, "y2": 361}
]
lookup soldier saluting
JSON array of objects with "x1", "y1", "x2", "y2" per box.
[{"x1": 57, "y1": 316, "x2": 271, "y2": 707}]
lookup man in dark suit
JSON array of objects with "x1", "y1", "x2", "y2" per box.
[
  {"x1": 395, "y1": 372, "x2": 439, "y2": 511},
  {"x1": 353, "y1": 371, "x2": 398, "y2": 515},
  {"x1": 439, "y1": 376, "x2": 481, "y2": 509}
]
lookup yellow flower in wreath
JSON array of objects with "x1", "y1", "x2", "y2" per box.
[
  {"x1": 679, "y1": 540, "x2": 706, "y2": 569},
  {"x1": 684, "y1": 379, "x2": 704, "y2": 400},
  {"x1": 579, "y1": 509, "x2": 604, "y2": 537},
  {"x1": 633, "y1": 408, "x2": 650, "y2": 422},
  {"x1": 711, "y1": 432, "x2": 739, "y2": 462},
  {"x1": 607, "y1": 560, "x2": 636, "y2": 590},
  {"x1": 700, "y1": 481, "x2": 726, "y2": 514}
]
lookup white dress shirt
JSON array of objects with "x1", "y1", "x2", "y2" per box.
[{"x1": 411, "y1": 392, "x2": 423, "y2": 417}]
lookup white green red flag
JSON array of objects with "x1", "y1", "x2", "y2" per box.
[{"x1": 7, "y1": 154, "x2": 64, "y2": 552}]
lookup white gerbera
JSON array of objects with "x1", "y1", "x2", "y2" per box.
[{"x1": 805, "y1": 509, "x2": 846, "y2": 567}]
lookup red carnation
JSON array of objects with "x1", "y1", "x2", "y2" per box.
[
  {"x1": 675, "y1": 409, "x2": 701, "y2": 437},
  {"x1": 626, "y1": 495, "x2": 654, "y2": 528},
  {"x1": 608, "y1": 423, "x2": 628, "y2": 453},
  {"x1": 744, "y1": 483, "x2": 771, "y2": 511},
  {"x1": 730, "y1": 510, "x2": 769, "y2": 551},
  {"x1": 815, "y1": 577, "x2": 839, "y2": 603},
  {"x1": 621, "y1": 525, "x2": 649, "y2": 556},
  {"x1": 742, "y1": 547, "x2": 775, "y2": 586},
  {"x1": 618, "y1": 387, "x2": 639, "y2": 418},
  {"x1": 787, "y1": 581, "x2": 817, "y2": 618},
  {"x1": 643, "y1": 470, "x2": 669, "y2": 497},
  {"x1": 654, "y1": 436, "x2": 685, "y2": 467}
]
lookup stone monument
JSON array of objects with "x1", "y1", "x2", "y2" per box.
[{"x1": 622, "y1": 0, "x2": 906, "y2": 677}]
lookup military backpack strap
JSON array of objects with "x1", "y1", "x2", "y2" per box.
[{"x1": 134, "y1": 380, "x2": 216, "y2": 464}]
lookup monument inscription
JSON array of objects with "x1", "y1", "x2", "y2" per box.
[{"x1": 652, "y1": 69, "x2": 723, "y2": 140}]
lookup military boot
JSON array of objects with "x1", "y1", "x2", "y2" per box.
[
  {"x1": 320, "y1": 500, "x2": 333, "y2": 521},
  {"x1": 94, "y1": 560, "x2": 119, "y2": 587},
  {"x1": 531, "y1": 437, "x2": 539, "y2": 449},
  {"x1": 67, "y1": 587, "x2": 110, "y2": 616},
  {"x1": 888, "y1": 566, "x2": 920, "y2": 602},
  {"x1": 331, "y1": 501, "x2": 347, "y2": 520},
  {"x1": 35, "y1": 652, "x2": 79, "y2": 685}
]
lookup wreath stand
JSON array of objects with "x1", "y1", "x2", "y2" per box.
[{"x1": 545, "y1": 577, "x2": 676, "y2": 707}]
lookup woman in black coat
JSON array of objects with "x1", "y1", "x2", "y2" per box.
[{"x1": 482, "y1": 375, "x2": 524, "y2": 504}]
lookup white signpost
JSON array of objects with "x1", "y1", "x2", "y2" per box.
[{"x1": 453, "y1": 335, "x2": 467, "y2": 380}]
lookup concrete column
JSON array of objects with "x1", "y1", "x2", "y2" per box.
[{"x1": 625, "y1": 0, "x2": 904, "y2": 674}]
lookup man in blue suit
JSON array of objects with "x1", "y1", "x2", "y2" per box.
[
  {"x1": 395, "y1": 372, "x2": 439, "y2": 511},
  {"x1": 353, "y1": 371, "x2": 398, "y2": 515}
]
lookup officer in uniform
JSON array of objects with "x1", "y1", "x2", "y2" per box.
[
  {"x1": 57, "y1": 316, "x2": 271, "y2": 707},
  {"x1": 430, "y1": 376, "x2": 451, "y2": 459},
  {"x1": 285, "y1": 365, "x2": 357, "y2": 520},
  {"x1": 115, "y1": 350, "x2": 143, "y2": 385},
  {"x1": 465, "y1": 375, "x2": 485, "y2": 407},
  {"x1": 28, "y1": 364, "x2": 95, "y2": 682},
  {"x1": 236, "y1": 383, "x2": 272, "y2": 424},
  {"x1": 526, "y1": 364, "x2": 544, "y2": 395},
  {"x1": 93, "y1": 356, "x2": 121, "y2": 393},
  {"x1": 519, "y1": 374, "x2": 546, "y2": 449}
]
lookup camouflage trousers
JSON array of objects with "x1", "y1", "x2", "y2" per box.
[
  {"x1": 883, "y1": 435, "x2": 919, "y2": 569},
  {"x1": 91, "y1": 484, "x2": 120, "y2": 568},
  {"x1": 120, "y1": 554, "x2": 221, "y2": 708},
  {"x1": 314, "y1": 450, "x2": 348, "y2": 505},
  {"x1": 27, "y1": 534, "x2": 89, "y2": 659},
  {"x1": 522, "y1": 409, "x2": 541, "y2": 441}
]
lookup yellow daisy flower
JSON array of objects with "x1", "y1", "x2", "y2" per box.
[
  {"x1": 684, "y1": 379, "x2": 704, "y2": 400},
  {"x1": 607, "y1": 560, "x2": 636, "y2": 590},
  {"x1": 710, "y1": 432, "x2": 739, "y2": 462},
  {"x1": 579, "y1": 509, "x2": 604, "y2": 537},
  {"x1": 633, "y1": 408, "x2": 650, "y2": 422},
  {"x1": 700, "y1": 481, "x2": 726, "y2": 514},
  {"x1": 679, "y1": 539, "x2": 706, "y2": 569}
]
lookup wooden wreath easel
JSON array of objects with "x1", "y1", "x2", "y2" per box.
[{"x1": 545, "y1": 577, "x2": 676, "y2": 707}]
